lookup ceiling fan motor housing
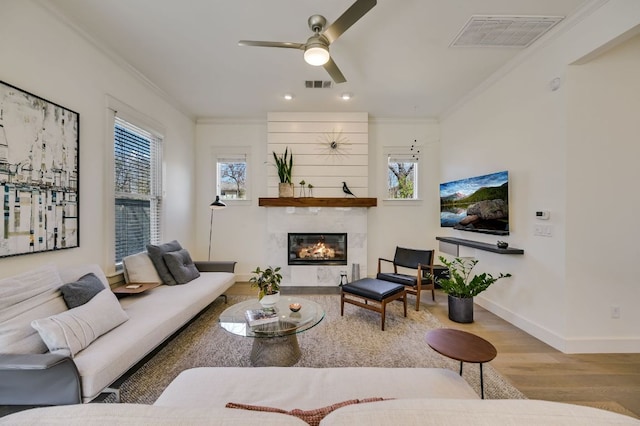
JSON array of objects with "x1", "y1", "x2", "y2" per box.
[{"x1": 308, "y1": 15, "x2": 327, "y2": 33}]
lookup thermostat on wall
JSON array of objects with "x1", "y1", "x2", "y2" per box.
[{"x1": 535, "y1": 210, "x2": 550, "y2": 220}]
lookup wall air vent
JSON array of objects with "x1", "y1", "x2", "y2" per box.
[
  {"x1": 305, "y1": 80, "x2": 333, "y2": 89},
  {"x1": 450, "y1": 15, "x2": 564, "y2": 48}
]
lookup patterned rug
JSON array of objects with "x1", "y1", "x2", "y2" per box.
[{"x1": 116, "y1": 295, "x2": 526, "y2": 404}]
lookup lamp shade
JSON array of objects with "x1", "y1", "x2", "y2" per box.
[
  {"x1": 304, "y1": 44, "x2": 330, "y2": 66},
  {"x1": 209, "y1": 195, "x2": 227, "y2": 210}
]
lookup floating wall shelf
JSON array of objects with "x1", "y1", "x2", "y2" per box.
[
  {"x1": 436, "y1": 236, "x2": 524, "y2": 255},
  {"x1": 259, "y1": 197, "x2": 377, "y2": 208}
]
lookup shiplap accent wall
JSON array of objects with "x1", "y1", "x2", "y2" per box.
[{"x1": 267, "y1": 112, "x2": 368, "y2": 197}]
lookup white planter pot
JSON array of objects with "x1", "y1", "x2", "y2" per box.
[
  {"x1": 259, "y1": 292, "x2": 280, "y2": 307},
  {"x1": 278, "y1": 183, "x2": 294, "y2": 198}
]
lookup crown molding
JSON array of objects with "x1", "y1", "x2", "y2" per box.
[{"x1": 196, "y1": 117, "x2": 267, "y2": 125}]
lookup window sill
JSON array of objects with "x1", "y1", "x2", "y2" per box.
[
  {"x1": 383, "y1": 198, "x2": 423, "y2": 204},
  {"x1": 220, "y1": 199, "x2": 251, "y2": 207}
]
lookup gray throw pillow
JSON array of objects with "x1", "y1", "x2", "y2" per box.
[
  {"x1": 146, "y1": 240, "x2": 183, "y2": 285},
  {"x1": 59, "y1": 273, "x2": 106, "y2": 309},
  {"x1": 163, "y1": 249, "x2": 200, "y2": 285}
]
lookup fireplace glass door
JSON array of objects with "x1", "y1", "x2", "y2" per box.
[{"x1": 288, "y1": 233, "x2": 347, "y2": 265}]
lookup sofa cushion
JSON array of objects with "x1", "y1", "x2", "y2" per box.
[
  {"x1": 0, "y1": 404, "x2": 308, "y2": 425},
  {"x1": 163, "y1": 249, "x2": 200, "y2": 284},
  {"x1": 31, "y1": 289, "x2": 129, "y2": 357},
  {"x1": 226, "y1": 398, "x2": 387, "y2": 426},
  {"x1": 154, "y1": 367, "x2": 479, "y2": 409},
  {"x1": 59, "y1": 273, "x2": 105, "y2": 309},
  {"x1": 146, "y1": 240, "x2": 183, "y2": 285},
  {"x1": 58, "y1": 264, "x2": 110, "y2": 290},
  {"x1": 319, "y1": 399, "x2": 640, "y2": 425},
  {"x1": 123, "y1": 252, "x2": 162, "y2": 284},
  {"x1": 0, "y1": 263, "x2": 67, "y2": 354}
]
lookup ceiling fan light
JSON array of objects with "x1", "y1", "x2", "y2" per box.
[{"x1": 304, "y1": 44, "x2": 330, "y2": 66}]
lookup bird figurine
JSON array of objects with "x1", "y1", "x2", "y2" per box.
[{"x1": 342, "y1": 182, "x2": 357, "y2": 197}]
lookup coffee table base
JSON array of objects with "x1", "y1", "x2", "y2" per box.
[{"x1": 250, "y1": 335, "x2": 301, "y2": 367}]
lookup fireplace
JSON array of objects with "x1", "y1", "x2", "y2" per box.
[{"x1": 288, "y1": 233, "x2": 347, "y2": 265}]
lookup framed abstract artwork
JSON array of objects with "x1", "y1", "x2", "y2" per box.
[{"x1": 0, "y1": 80, "x2": 79, "y2": 257}]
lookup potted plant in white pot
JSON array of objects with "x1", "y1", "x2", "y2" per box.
[
  {"x1": 437, "y1": 256, "x2": 511, "y2": 323},
  {"x1": 249, "y1": 266, "x2": 283, "y2": 307},
  {"x1": 273, "y1": 148, "x2": 293, "y2": 197}
]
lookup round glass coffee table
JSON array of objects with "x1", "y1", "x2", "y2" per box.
[{"x1": 219, "y1": 296, "x2": 325, "y2": 367}]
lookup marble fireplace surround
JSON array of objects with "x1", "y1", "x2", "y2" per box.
[{"x1": 266, "y1": 206, "x2": 367, "y2": 287}]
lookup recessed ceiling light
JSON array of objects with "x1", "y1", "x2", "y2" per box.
[
  {"x1": 284, "y1": 94, "x2": 294, "y2": 100},
  {"x1": 341, "y1": 93, "x2": 352, "y2": 100}
]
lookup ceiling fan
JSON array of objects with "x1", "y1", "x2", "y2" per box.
[{"x1": 238, "y1": 0, "x2": 377, "y2": 84}]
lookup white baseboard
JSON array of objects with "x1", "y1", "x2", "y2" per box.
[{"x1": 475, "y1": 297, "x2": 640, "y2": 353}]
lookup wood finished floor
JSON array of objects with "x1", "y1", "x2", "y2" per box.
[{"x1": 229, "y1": 283, "x2": 640, "y2": 419}]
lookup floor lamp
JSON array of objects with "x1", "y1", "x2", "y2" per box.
[{"x1": 208, "y1": 195, "x2": 227, "y2": 261}]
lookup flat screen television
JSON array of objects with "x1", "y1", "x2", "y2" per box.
[{"x1": 440, "y1": 170, "x2": 509, "y2": 235}]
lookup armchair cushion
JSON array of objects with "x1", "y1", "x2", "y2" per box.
[{"x1": 376, "y1": 272, "x2": 417, "y2": 287}]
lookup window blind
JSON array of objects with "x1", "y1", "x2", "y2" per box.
[{"x1": 114, "y1": 117, "x2": 163, "y2": 263}]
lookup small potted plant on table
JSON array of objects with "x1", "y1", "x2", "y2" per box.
[
  {"x1": 249, "y1": 266, "x2": 283, "y2": 307},
  {"x1": 437, "y1": 256, "x2": 511, "y2": 323}
]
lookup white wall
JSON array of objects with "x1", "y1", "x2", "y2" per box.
[
  {"x1": 368, "y1": 118, "x2": 442, "y2": 270},
  {"x1": 195, "y1": 118, "x2": 268, "y2": 280},
  {"x1": 195, "y1": 116, "x2": 442, "y2": 280},
  {"x1": 439, "y1": 0, "x2": 640, "y2": 353},
  {"x1": 565, "y1": 32, "x2": 640, "y2": 351},
  {"x1": 0, "y1": 1, "x2": 196, "y2": 278},
  {"x1": 267, "y1": 112, "x2": 369, "y2": 197}
]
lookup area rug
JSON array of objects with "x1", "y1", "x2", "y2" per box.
[{"x1": 116, "y1": 295, "x2": 526, "y2": 404}]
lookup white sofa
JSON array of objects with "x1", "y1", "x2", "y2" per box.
[
  {"x1": 2, "y1": 367, "x2": 638, "y2": 424},
  {"x1": 0, "y1": 254, "x2": 236, "y2": 405}
]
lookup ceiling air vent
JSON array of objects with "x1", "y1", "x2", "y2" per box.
[
  {"x1": 450, "y1": 15, "x2": 564, "y2": 48},
  {"x1": 305, "y1": 80, "x2": 333, "y2": 89}
]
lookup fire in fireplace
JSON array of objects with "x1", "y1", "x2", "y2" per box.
[{"x1": 288, "y1": 233, "x2": 347, "y2": 265}]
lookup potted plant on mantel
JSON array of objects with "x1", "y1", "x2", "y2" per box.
[
  {"x1": 249, "y1": 266, "x2": 283, "y2": 307},
  {"x1": 273, "y1": 147, "x2": 293, "y2": 197},
  {"x1": 437, "y1": 256, "x2": 512, "y2": 323}
]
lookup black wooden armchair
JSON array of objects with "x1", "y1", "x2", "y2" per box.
[{"x1": 377, "y1": 246, "x2": 435, "y2": 311}]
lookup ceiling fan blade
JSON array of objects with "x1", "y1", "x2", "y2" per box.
[
  {"x1": 238, "y1": 40, "x2": 305, "y2": 49},
  {"x1": 323, "y1": 0, "x2": 377, "y2": 44},
  {"x1": 323, "y1": 57, "x2": 347, "y2": 83}
]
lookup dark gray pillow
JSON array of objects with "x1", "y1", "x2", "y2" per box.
[
  {"x1": 163, "y1": 249, "x2": 200, "y2": 285},
  {"x1": 59, "y1": 273, "x2": 106, "y2": 309},
  {"x1": 146, "y1": 240, "x2": 182, "y2": 285}
]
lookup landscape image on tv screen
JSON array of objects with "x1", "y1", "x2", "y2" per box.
[{"x1": 440, "y1": 171, "x2": 509, "y2": 235}]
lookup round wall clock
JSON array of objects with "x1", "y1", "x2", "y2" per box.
[{"x1": 318, "y1": 130, "x2": 350, "y2": 156}]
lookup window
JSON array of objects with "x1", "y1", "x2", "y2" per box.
[
  {"x1": 114, "y1": 117, "x2": 163, "y2": 264},
  {"x1": 216, "y1": 152, "x2": 248, "y2": 200},
  {"x1": 387, "y1": 154, "x2": 418, "y2": 199}
]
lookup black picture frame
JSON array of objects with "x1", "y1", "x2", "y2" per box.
[{"x1": 0, "y1": 80, "x2": 79, "y2": 257}]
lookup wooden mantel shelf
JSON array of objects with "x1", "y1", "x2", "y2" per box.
[{"x1": 259, "y1": 197, "x2": 377, "y2": 208}]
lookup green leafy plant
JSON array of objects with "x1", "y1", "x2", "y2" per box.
[
  {"x1": 273, "y1": 147, "x2": 293, "y2": 184},
  {"x1": 249, "y1": 266, "x2": 282, "y2": 300},
  {"x1": 437, "y1": 256, "x2": 511, "y2": 298}
]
